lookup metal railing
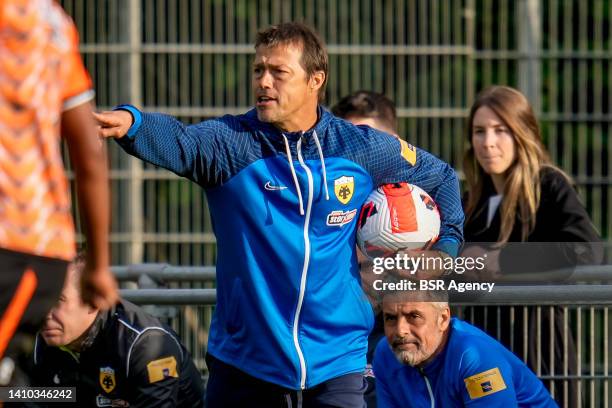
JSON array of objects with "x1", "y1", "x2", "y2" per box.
[
  {"x1": 120, "y1": 285, "x2": 612, "y2": 306},
  {"x1": 113, "y1": 263, "x2": 612, "y2": 406}
]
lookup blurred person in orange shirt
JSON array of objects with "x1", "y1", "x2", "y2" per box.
[{"x1": 0, "y1": 0, "x2": 117, "y2": 386}]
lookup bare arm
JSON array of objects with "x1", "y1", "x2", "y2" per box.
[{"x1": 62, "y1": 102, "x2": 118, "y2": 310}]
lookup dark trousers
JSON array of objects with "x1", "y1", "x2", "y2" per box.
[
  {"x1": 0, "y1": 248, "x2": 67, "y2": 386},
  {"x1": 205, "y1": 354, "x2": 367, "y2": 408}
]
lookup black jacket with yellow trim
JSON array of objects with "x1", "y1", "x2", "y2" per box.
[
  {"x1": 33, "y1": 300, "x2": 204, "y2": 407},
  {"x1": 464, "y1": 166, "x2": 603, "y2": 273}
]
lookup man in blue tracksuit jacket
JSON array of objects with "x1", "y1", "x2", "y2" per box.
[
  {"x1": 96, "y1": 22, "x2": 464, "y2": 407},
  {"x1": 374, "y1": 292, "x2": 557, "y2": 407}
]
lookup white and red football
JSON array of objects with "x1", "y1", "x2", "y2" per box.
[{"x1": 356, "y1": 183, "x2": 440, "y2": 259}]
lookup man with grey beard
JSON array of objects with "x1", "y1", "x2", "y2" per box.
[{"x1": 373, "y1": 289, "x2": 556, "y2": 407}]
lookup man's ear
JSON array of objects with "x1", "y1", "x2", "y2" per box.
[
  {"x1": 438, "y1": 307, "x2": 451, "y2": 331},
  {"x1": 309, "y1": 71, "x2": 325, "y2": 91}
]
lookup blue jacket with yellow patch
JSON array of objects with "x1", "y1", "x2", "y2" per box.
[
  {"x1": 373, "y1": 318, "x2": 557, "y2": 407},
  {"x1": 116, "y1": 106, "x2": 464, "y2": 389}
]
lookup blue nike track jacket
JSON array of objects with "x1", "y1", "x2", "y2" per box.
[{"x1": 115, "y1": 106, "x2": 464, "y2": 390}]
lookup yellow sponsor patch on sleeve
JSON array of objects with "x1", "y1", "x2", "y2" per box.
[
  {"x1": 464, "y1": 367, "x2": 507, "y2": 399},
  {"x1": 146, "y1": 356, "x2": 178, "y2": 383},
  {"x1": 399, "y1": 139, "x2": 417, "y2": 165}
]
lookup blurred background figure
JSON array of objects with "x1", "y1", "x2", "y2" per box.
[
  {"x1": 462, "y1": 85, "x2": 603, "y2": 407},
  {"x1": 33, "y1": 256, "x2": 205, "y2": 407},
  {"x1": 0, "y1": 0, "x2": 117, "y2": 386},
  {"x1": 332, "y1": 90, "x2": 399, "y2": 136}
]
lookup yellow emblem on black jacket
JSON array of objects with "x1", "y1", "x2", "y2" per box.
[{"x1": 99, "y1": 366, "x2": 116, "y2": 393}]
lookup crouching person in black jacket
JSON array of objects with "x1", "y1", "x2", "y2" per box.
[{"x1": 32, "y1": 258, "x2": 205, "y2": 407}]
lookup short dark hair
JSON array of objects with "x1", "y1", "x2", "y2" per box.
[
  {"x1": 255, "y1": 22, "x2": 328, "y2": 103},
  {"x1": 331, "y1": 90, "x2": 398, "y2": 133}
]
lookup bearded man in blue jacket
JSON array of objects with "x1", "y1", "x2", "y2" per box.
[
  {"x1": 374, "y1": 290, "x2": 557, "y2": 407},
  {"x1": 95, "y1": 22, "x2": 464, "y2": 407}
]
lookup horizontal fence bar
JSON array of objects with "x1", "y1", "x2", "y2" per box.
[
  {"x1": 80, "y1": 43, "x2": 612, "y2": 60},
  {"x1": 76, "y1": 235, "x2": 216, "y2": 244},
  {"x1": 326, "y1": 45, "x2": 473, "y2": 55},
  {"x1": 113, "y1": 264, "x2": 216, "y2": 281},
  {"x1": 120, "y1": 285, "x2": 612, "y2": 305},
  {"x1": 495, "y1": 265, "x2": 612, "y2": 283},
  {"x1": 453, "y1": 285, "x2": 612, "y2": 305},
  {"x1": 565, "y1": 266, "x2": 612, "y2": 282},
  {"x1": 80, "y1": 43, "x2": 473, "y2": 56},
  {"x1": 476, "y1": 50, "x2": 612, "y2": 60},
  {"x1": 65, "y1": 170, "x2": 183, "y2": 180},
  {"x1": 396, "y1": 108, "x2": 468, "y2": 118},
  {"x1": 107, "y1": 233, "x2": 216, "y2": 243},
  {"x1": 540, "y1": 113, "x2": 612, "y2": 123},
  {"x1": 121, "y1": 288, "x2": 216, "y2": 304}
]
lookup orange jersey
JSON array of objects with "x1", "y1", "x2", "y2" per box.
[{"x1": 0, "y1": 0, "x2": 94, "y2": 260}]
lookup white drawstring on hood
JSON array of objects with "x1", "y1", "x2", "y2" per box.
[
  {"x1": 282, "y1": 130, "x2": 330, "y2": 216},
  {"x1": 283, "y1": 134, "x2": 305, "y2": 215},
  {"x1": 311, "y1": 130, "x2": 330, "y2": 201}
]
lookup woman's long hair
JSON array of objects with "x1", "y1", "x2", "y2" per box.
[{"x1": 463, "y1": 85, "x2": 555, "y2": 243}]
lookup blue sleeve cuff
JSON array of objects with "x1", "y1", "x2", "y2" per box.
[
  {"x1": 113, "y1": 104, "x2": 142, "y2": 139},
  {"x1": 432, "y1": 239, "x2": 460, "y2": 258}
]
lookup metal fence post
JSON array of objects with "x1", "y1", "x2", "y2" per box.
[
  {"x1": 518, "y1": 0, "x2": 542, "y2": 114},
  {"x1": 128, "y1": 0, "x2": 144, "y2": 264},
  {"x1": 465, "y1": 0, "x2": 476, "y2": 105}
]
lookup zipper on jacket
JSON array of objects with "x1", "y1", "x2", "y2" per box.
[
  {"x1": 292, "y1": 138, "x2": 313, "y2": 390},
  {"x1": 420, "y1": 368, "x2": 435, "y2": 408}
]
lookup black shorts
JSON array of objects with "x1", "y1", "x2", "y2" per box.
[
  {"x1": 205, "y1": 354, "x2": 367, "y2": 408},
  {"x1": 0, "y1": 248, "x2": 68, "y2": 360}
]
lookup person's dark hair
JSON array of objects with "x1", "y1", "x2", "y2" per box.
[
  {"x1": 331, "y1": 90, "x2": 398, "y2": 133},
  {"x1": 255, "y1": 22, "x2": 328, "y2": 103}
]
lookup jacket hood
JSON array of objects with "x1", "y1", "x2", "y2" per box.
[{"x1": 238, "y1": 106, "x2": 334, "y2": 141}]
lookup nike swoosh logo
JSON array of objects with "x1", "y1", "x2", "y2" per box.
[{"x1": 264, "y1": 181, "x2": 288, "y2": 191}]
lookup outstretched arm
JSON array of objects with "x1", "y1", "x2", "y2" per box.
[{"x1": 95, "y1": 106, "x2": 228, "y2": 187}]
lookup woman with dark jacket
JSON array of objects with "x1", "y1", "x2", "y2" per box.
[{"x1": 461, "y1": 85, "x2": 602, "y2": 407}]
